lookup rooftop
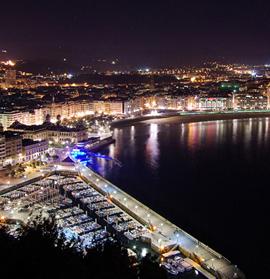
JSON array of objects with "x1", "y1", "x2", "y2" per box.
[{"x1": 9, "y1": 121, "x2": 87, "y2": 132}]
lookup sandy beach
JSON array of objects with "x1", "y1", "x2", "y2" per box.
[{"x1": 112, "y1": 111, "x2": 270, "y2": 127}]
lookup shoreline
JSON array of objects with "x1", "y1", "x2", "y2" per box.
[{"x1": 111, "y1": 111, "x2": 270, "y2": 127}]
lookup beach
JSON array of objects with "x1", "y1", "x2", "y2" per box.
[{"x1": 111, "y1": 111, "x2": 270, "y2": 127}]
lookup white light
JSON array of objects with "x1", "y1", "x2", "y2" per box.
[
  {"x1": 141, "y1": 248, "x2": 147, "y2": 257},
  {"x1": 251, "y1": 71, "x2": 256, "y2": 77},
  {"x1": 149, "y1": 110, "x2": 158, "y2": 116}
]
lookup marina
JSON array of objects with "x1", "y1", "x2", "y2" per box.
[{"x1": 0, "y1": 159, "x2": 245, "y2": 279}]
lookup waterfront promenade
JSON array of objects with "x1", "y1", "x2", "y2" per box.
[{"x1": 77, "y1": 163, "x2": 245, "y2": 279}]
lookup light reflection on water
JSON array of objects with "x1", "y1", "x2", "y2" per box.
[
  {"x1": 145, "y1": 123, "x2": 159, "y2": 169},
  {"x1": 95, "y1": 117, "x2": 270, "y2": 278}
]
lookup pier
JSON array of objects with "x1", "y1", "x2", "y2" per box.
[
  {"x1": 77, "y1": 162, "x2": 245, "y2": 279},
  {"x1": 0, "y1": 161, "x2": 246, "y2": 279}
]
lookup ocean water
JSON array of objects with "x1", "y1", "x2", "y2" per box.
[{"x1": 92, "y1": 117, "x2": 270, "y2": 278}]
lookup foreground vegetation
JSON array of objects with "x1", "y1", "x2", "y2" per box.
[{"x1": 0, "y1": 220, "x2": 167, "y2": 279}]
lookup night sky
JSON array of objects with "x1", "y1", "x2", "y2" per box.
[{"x1": 1, "y1": 0, "x2": 270, "y2": 67}]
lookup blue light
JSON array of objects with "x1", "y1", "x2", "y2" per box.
[{"x1": 70, "y1": 147, "x2": 113, "y2": 166}]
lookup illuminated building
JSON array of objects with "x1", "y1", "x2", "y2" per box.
[
  {"x1": 93, "y1": 101, "x2": 125, "y2": 115},
  {"x1": 5, "y1": 69, "x2": 16, "y2": 87},
  {"x1": 22, "y1": 139, "x2": 48, "y2": 162},
  {"x1": 234, "y1": 93, "x2": 267, "y2": 110},
  {"x1": 8, "y1": 122, "x2": 88, "y2": 144},
  {"x1": 0, "y1": 111, "x2": 23, "y2": 130},
  {"x1": 0, "y1": 135, "x2": 5, "y2": 168},
  {"x1": 197, "y1": 97, "x2": 232, "y2": 110},
  {"x1": 0, "y1": 131, "x2": 22, "y2": 166}
]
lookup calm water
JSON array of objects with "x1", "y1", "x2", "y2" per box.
[{"x1": 93, "y1": 117, "x2": 270, "y2": 278}]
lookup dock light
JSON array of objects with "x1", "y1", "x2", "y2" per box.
[
  {"x1": 150, "y1": 225, "x2": 157, "y2": 232},
  {"x1": 96, "y1": 178, "x2": 99, "y2": 182},
  {"x1": 113, "y1": 190, "x2": 117, "y2": 194},
  {"x1": 160, "y1": 223, "x2": 163, "y2": 226},
  {"x1": 133, "y1": 245, "x2": 136, "y2": 250},
  {"x1": 141, "y1": 248, "x2": 147, "y2": 257},
  {"x1": 124, "y1": 197, "x2": 127, "y2": 201},
  {"x1": 195, "y1": 270, "x2": 199, "y2": 275},
  {"x1": 191, "y1": 76, "x2": 196, "y2": 82}
]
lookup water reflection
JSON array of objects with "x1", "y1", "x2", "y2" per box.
[
  {"x1": 98, "y1": 117, "x2": 270, "y2": 184},
  {"x1": 145, "y1": 123, "x2": 159, "y2": 169},
  {"x1": 97, "y1": 117, "x2": 270, "y2": 278}
]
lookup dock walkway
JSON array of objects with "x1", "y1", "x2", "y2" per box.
[{"x1": 78, "y1": 163, "x2": 245, "y2": 279}]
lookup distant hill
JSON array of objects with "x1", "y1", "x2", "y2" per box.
[
  {"x1": 70, "y1": 73, "x2": 178, "y2": 85},
  {"x1": 16, "y1": 59, "x2": 79, "y2": 74}
]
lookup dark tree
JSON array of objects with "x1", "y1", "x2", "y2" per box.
[{"x1": 0, "y1": 220, "x2": 167, "y2": 279}]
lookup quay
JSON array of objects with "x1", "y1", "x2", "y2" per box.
[
  {"x1": 0, "y1": 161, "x2": 245, "y2": 279},
  {"x1": 77, "y1": 162, "x2": 245, "y2": 279}
]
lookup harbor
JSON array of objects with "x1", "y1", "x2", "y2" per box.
[
  {"x1": 0, "y1": 157, "x2": 245, "y2": 279},
  {"x1": 77, "y1": 163, "x2": 245, "y2": 279}
]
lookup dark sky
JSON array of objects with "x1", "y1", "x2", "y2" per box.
[{"x1": 1, "y1": 0, "x2": 270, "y2": 67}]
